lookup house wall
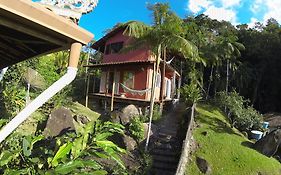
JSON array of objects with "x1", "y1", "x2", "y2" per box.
[
  {"x1": 98, "y1": 65, "x2": 178, "y2": 101},
  {"x1": 103, "y1": 31, "x2": 152, "y2": 63},
  {"x1": 146, "y1": 65, "x2": 161, "y2": 101},
  {"x1": 99, "y1": 65, "x2": 149, "y2": 100}
]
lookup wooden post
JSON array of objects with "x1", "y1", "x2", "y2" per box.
[
  {"x1": 145, "y1": 44, "x2": 161, "y2": 151},
  {"x1": 110, "y1": 68, "x2": 116, "y2": 111},
  {"x1": 159, "y1": 48, "x2": 166, "y2": 113},
  {"x1": 172, "y1": 71, "x2": 176, "y2": 99},
  {"x1": 177, "y1": 60, "x2": 182, "y2": 99},
  {"x1": 85, "y1": 50, "x2": 90, "y2": 108}
]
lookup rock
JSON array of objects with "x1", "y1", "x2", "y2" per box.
[
  {"x1": 110, "y1": 110, "x2": 122, "y2": 124},
  {"x1": 143, "y1": 122, "x2": 157, "y2": 139},
  {"x1": 253, "y1": 129, "x2": 281, "y2": 157},
  {"x1": 123, "y1": 135, "x2": 137, "y2": 151},
  {"x1": 120, "y1": 105, "x2": 141, "y2": 125},
  {"x1": 43, "y1": 107, "x2": 75, "y2": 137},
  {"x1": 196, "y1": 156, "x2": 211, "y2": 174}
]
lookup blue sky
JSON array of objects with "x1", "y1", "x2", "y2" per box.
[{"x1": 78, "y1": 0, "x2": 281, "y2": 40}]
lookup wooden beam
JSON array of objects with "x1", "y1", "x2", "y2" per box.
[
  {"x1": 110, "y1": 68, "x2": 116, "y2": 111},
  {"x1": 160, "y1": 48, "x2": 166, "y2": 112},
  {"x1": 0, "y1": 17, "x2": 66, "y2": 46}
]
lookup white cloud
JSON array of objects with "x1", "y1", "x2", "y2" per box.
[
  {"x1": 221, "y1": 0, "x2": 241, "y2": 8},
  {"x1": 187, "y1": 0, "x2": 281, "y2": 25},
  {"x1": 248, "y1": 17, "x2": 258, "y2": 28},
  {"x1": 204, "y1": 5, "x2": 238, "y2": 24},
  {"x1": 188, "y1": 0, "x2": 212, "y2": 13},
  {"x1": 187, "y1": 0, "x2": 239, "y2": 24},
  {"x1": 263, "y1": 0, "x2": 281, "y2": 24},
  {"x1": 250, "y1": 0, "x2": 281, "y2": 24},
  {"x1": 250, "y1": 0, "x2": 264, "y2": 13}
]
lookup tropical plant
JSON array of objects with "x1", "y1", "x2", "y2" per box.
[
  {"x1": 215, "y1": 91, "x2": 262, "y2": 132},
  {"x1": 129, "y1": 117, "x2": 144, "y2": 142},
  {"x1": 0, "y1": 120, "x2": 127, "y2": 174}
]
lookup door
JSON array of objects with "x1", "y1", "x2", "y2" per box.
[{"x1": 107, "y1": 71, "x2": 120, "y2": 94}]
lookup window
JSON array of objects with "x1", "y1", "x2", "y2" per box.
[
  {"x1": 105, "y1": 42, "x2": 124, "y2": 55},
  {"x1": 123, "y1": 72, "x2": 134, "y2": 89}
]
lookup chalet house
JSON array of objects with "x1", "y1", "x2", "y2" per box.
[{"x1": 86, "y1": 25, "x2": 182, "y2": 108}]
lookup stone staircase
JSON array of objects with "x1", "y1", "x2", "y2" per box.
[{"x1": 149, "y1": 103, "x2": 186, "y2": 175}]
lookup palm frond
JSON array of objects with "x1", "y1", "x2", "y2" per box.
[{"x1": 122, "y1": 21, "x2": 150, "y2": 38}]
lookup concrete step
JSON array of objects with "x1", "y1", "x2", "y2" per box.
[
  {"x1": 149, "y1": 168, "x2": 176, "y2": 175},
  {"x1": 153, "y1": 155, "x2": 178, "y2": 163},
  {"x1": 151, "y1": 149, "x2": 178, "y2": 157},
  {"x1": 158, "y1": 130, "x2": 177, "y2": 137},
  {"x1": 156, "y1": 136, "x2": 177, "y2": 144},
  {"x1": 152, "y1": 161, "x2": 177, "y2": 171}
]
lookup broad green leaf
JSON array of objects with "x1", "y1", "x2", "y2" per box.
[
  {"x1": 111, "y1": 154, "x2": 126, "y2": 170},
  {"x1": 0, "y1": 151, "x2": 14, "y2": 166},
  {"x1": 95, "y1": 133, "x2": 113, "y2": 141},
  {"x1": 71, "y1": 137, "x2": 83, "y2": 159},
  {"x1": 81, "y1": 160, "x2": 102, "y2": 169},
  {"x1": 55, "y1": 160, "x2": 84, "y2": 174},
  {"x1": 94, "y1": 152, "x2": 109, "y2": 159},
  {"x1": 51, "y1": 143, "x2": 72, "y2": 167},
  {"x1": 92, "y1": 170, "x2": 108, "y2": 175},
  {"x1": 23, "y1": 138, "x2": 31, "y2": 157}
]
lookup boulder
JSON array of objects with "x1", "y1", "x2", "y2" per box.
[
  {"x1": 253, "y1": 129, "x2": 281, "y2": 157},
  {"x1": 120, "y1": 105, "x2": 141, "y2": 125},
  {"x1": 143, "y1": 122, "x2": 158, "y2": 139},
  {"x1": 43, "y1": 107, "x2": 75, "y2": 137},
  {"x1": 123, "y1": 135, "x2": 137, "y2": 151},
  {"x1": 110, "y1": 110, "x2": 122, "y2": 124},
  {"x1": 196, "y1": 156, "x2": 211, "y2": 174}
]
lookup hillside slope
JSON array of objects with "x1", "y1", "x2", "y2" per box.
[{"x1": 186, "y1": 104, "x2": 281, "y2": 175}]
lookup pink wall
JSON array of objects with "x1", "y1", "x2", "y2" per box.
[
  {"x1": 103, "y1": 31, "x2": 151, "y2": 63},
  {"x1": 118, "y1": 65, "x2": 148, "y2": 99}
]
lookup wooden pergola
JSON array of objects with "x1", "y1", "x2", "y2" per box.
[{"x1": 0, "y1": 0, "x2": 93, "y2": 69}]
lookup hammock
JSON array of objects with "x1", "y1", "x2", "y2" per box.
[{"x1": 120, "y1": 83, "x2": 151, "y2": 96}]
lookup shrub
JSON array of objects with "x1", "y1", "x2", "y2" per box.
[
  {"x1": 129, "y1": 117, "x2": 144, "y2": 142},
  {"x1": 181, "y1": 83, "x2": 202, "y2": 105},
  {"x1": 152, "y1": 104, "x2": 162, "y2": 122},
  {"x1": 215, "y1": 91, "x2": 262, "y2": 132}
]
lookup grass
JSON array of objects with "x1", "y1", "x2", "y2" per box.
[{"x1": 186, "y1": 104, "x2": 281, "y2": 175}]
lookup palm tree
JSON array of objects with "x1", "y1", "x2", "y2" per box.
[
  {"x1": 218, "y1": 35, "x2": 245, "y2": 95},
  {"x1": 122, "y1": 3, "x2": 202, "y2": 151}
]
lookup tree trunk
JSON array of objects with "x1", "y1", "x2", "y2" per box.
[
  {"x1": 226, "y1": 60, "x2": 229, "y2": 94},
  {"x1": 145, "y1": 44, "x2": 161, "y2": 151},
  {"x1": 206, "y1": 65, "x2": 214, "y2": 100}
]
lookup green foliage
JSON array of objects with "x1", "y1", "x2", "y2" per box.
[
  {"x1": 152, "y1": 104, "x2": 162, "y2": 122},
  {"x1": 0, "y1": 120, "x2": 126, "y2": 174},
  {"x1": 181, "y1": 83, "x2": 202, "y2": 105},
  {"x1": 129, "y1": 117, "x2": 144, "y2": 142},
  {"x1": 215, "y1": 91, "x2": 262, "y2": 131}
]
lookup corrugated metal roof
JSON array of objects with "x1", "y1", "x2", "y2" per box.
[{"x1": 84, "y1": 60, "x2": 155, "y2": 68}]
